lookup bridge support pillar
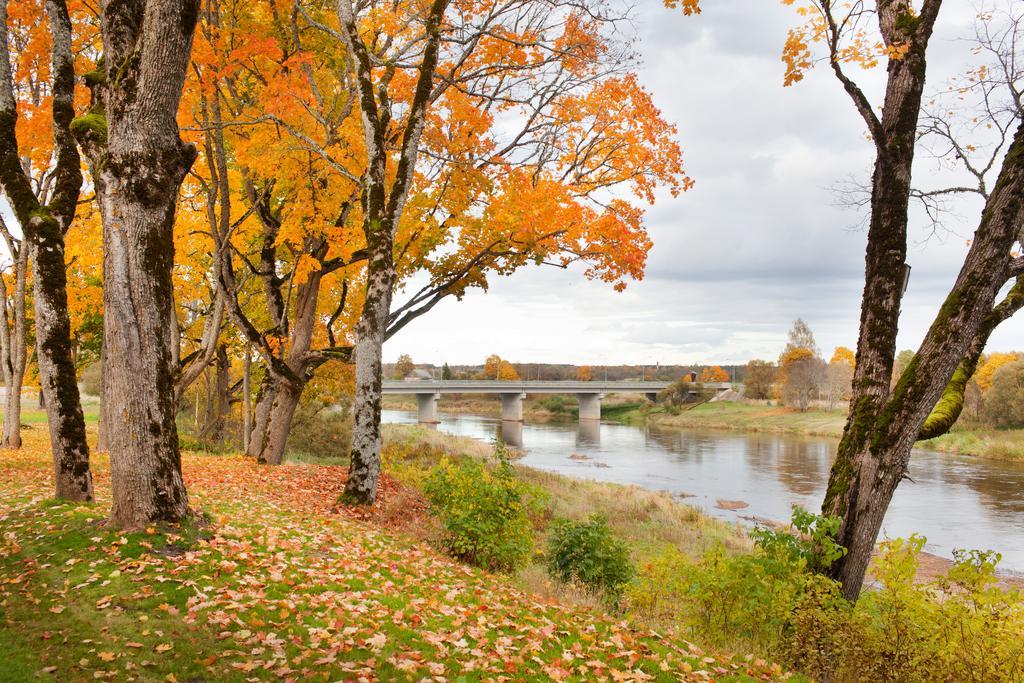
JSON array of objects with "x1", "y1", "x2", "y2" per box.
[
  {"x1": 577, "y1": 393, "x2": 603, "y2": 421},
  {"x1": 500, "y1": 392, "x2": 526, "y2": 421},
  {"x1": 416, "y1": 392, "x2": 441, "y2": 424},
  {"x1": 500, "y1": 420, "x2": 523, "y2": 449}
]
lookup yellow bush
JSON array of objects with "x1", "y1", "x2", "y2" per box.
[{"x1": 630, "y1": 531, "x2": 1024, "y2": 681}]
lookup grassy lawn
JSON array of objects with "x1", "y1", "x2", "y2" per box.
[
  {"x1": 1, "y1": 400, "x2": 101, "y2": 426},
  {"x1": 1, "y1": 427, "x2": 784, "y2": 682}
]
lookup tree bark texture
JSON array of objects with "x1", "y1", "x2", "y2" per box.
[
  {"x1": 344, "y1": 242, "x2": 393, "y2": 503},
  {"x1": 86, "y1": 0, "x2": 201, "y2": 527}
]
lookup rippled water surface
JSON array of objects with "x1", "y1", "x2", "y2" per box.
[{"x1": 383, "y1": 409, "x2": 1024, "y2": 571}]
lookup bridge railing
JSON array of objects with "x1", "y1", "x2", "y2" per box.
[{"x1": 381, "y1": 379, "x2": 733, "y2": 392}]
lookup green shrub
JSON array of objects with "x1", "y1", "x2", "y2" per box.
[
  {"x1": 628, "y1": 507, "x2": 845, "y2": 653},
  {"x1": 750, "y1": 505, "x2": 846, "y2": 573},
  {"x1": 983, "y1": 359, "x2": 1024, "y2": 428},
  {"x1": 285, "y1": 403, "x2": 353, "y2": 462},
  {"x1": 785, "y1": 536, "x2": 1024, "y2": 682},
  {"x1": 535, "y1": 395, "x2": 572, "y2": 414},
  {"x1": 546, "y1": 515, "x2": 634, "y2": 605},
  {"x1": 424, "y1": 453, "x2": 542, "y2": 572},
  {"x1": 629, "y1": 510, "x2": 1024, "y2": 681},
  {"x1": 80, "y1": 362, "x2": 102, "y2": 397}
]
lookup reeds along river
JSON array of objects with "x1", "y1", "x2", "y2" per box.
[{"x1": 382, "y1": 409, "x2": 1024, "y2": 574}]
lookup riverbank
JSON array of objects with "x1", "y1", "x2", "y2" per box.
[
  {"x1": 380, "y1": 425, "x2": 1023, "y2": 587},
  {"x1": 626, "y1": 401, "x2": 1024, "y2": 462},
  {"x1": 378, "y1": 427, "x2": 1024, "y2": 678}
]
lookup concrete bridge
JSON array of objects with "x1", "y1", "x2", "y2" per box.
[{"x1": 381, "y1": 379, "x2": 732, "y2": 423}]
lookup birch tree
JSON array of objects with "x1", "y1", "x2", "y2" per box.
[{"x1": 325, "y1": 0, "x2": 690, "y2": 503}]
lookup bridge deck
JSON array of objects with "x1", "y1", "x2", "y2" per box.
[{"x1": 381, "y1": 380, "x2": 731, "y2": 394}]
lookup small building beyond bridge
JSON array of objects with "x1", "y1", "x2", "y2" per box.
[{"x1": 381, "y1": 380, "x2": 732, "y2": 423}]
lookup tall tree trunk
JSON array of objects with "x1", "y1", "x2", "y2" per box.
[
  {"x1": 823, "y1": 120, "x2": 1024, "y2": 599},
  {"x1": 84, "y1": 0, "x2": 200, "y2": 528},
  {"x1": 248, "y1": 270, "x2": 321, "y2": 464},
  {"x1": 96, "y1": 349, "x2": 107, "y2": 452},
  {"x1": 813, "y1": 1, "x2": 942, "y2": 599},
  {"x1": 32, "y1": 225, "x2": 93, "y2": 500},
  {"x1": 338, "y1": 0, "x2": 449, "y2": 503},
  {"x1": 246, "y1": 372, "x2": 276, "y2": 458},
  {"x1": 344, "y1": 250, "x2": 394, "y2": 503},
  {"x1": 242, "y1": 343, "x2": 252, "y2": 451},
  {"x1": 200, "y1": 343, "x2": 230, "y2": 442},
  {"x1": 259, "y1": 380, "x2": 302, "y2": 465}
]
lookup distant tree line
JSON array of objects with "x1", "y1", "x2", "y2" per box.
[{"x1": 384, "y1": 356, "x2": 743, "y2": 383}]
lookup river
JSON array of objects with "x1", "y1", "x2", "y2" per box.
[{"x1": 382, "y1": 408, "x2": 1024, "y2": 573}]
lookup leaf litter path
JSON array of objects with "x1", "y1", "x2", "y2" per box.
[{"x1": 1, "y1": 433, "x2": 786, "y2": 682}]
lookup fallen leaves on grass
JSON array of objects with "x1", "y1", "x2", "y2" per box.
[{"x1": 0, "y1": 431, "x2": 787, "y2": 681}]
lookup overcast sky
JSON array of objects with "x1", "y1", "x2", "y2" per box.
[{"x1": 393, "y1": 2, "x2": 1024, "y2": 366}]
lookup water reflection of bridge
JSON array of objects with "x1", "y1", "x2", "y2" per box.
[{"x1": 493, "y1": 418, "x2": 601, "y2": 449}]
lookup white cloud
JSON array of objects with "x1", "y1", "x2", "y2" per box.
[{"x1": 386, "y1": 1, "x2": 1024, "y2": 366}]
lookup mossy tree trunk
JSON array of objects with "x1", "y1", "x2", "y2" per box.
[
  {"x1": 77, "y1": 0, "x2": 201, "y2": 527},
  {"x1": 815, "y1": 1, "x2": 1024, "y2": 600},
  {"x1": 0, "y1": 0, "x2": 92, "y2": 500}
]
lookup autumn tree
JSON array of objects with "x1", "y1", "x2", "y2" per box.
[
  {"x1": 783, "y1": 317, "x2": 819, "y2": 358},
  {"x1": 743, "y1": 360, "x2": 777, "y2": 399},
  {"x1": 783, "y1": 0, "x2": 1024, "y2": 598},
  {"x1": 394, "y1": 354, "x2": 415, "y2": 379},
  {"x1": 181, "y1": 1, "x2": 366, "y2": 466},
  {"x1": 974, "y1": 352, "x2": 1020, "y2": 392},
  {"x1": 0, "y1": 0, "x2": 92, "y2": 498},
  {"x1": 75, "y1": 0, "x2": 201, "y2": 527},
  {"x1": 780, "y1": 347, "x2": 824, "y2": 411},
  {"x1": 825, "y1": 346, "x2": 855, "y2": 409},
  {"x1": 479, "y1": 354, "x2": 519, "y2": 381},
  {"x1": 576, "y1": 365, "x2": 592, "y2": 382},
  {"x1": 699, "y1": 365, "x2": 729, "y2": 383},
  {"x1": 321, "y1": 0, "x2": 690, "y2": 503},
  {"x1": 982, "y1": 360, "x2": 1024, "y2": 428}
]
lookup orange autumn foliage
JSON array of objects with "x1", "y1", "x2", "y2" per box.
[{"x1": 699, "y1": 365, "x2": 730, "y2": 383}]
